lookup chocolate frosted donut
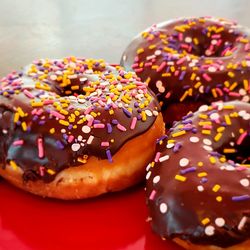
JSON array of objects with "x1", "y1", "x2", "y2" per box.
[
  {"x1": 121, "y1": 17, "x2": 250, "y2": 126},
  {"x1": 146, "y1": 101, "x2": 250, "y2": 249},
  {"x1": 0, "y1": 57, "x2": 164, "y2": 199}
]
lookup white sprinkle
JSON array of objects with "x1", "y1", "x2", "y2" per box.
[
  {"x1": 146, "y1": 163, "x2": 151, "y2": 172},
  {"x1": 208, "y1": 66, "x2": 216, "y2": 72},
  {"x1": 211, "y1": 39, "x2": 217, "y2": 45},
  {"x1": 203, "y1": 139, "x2": 212, "y2": 145},
  {"x1": 225, "y1": 165, "x2": 235, "y2": 171},
  {"x1": 146, "y1": 171, "x2": 151, "y2": 180},
  {"x1": 205, "y1": 225, "x2": 215, "y2": 236},
  {"x1": 198, "y1": 105, "x2": 209, "y2": 112},
  {"x1": 238, "y1": 110, "x2": 246, "y2": 117},
  {"x1": 159, "y1": 155, "x2": 170, "y2": 162},
  {"x1": 77, "y1": 135, "x2": 83, "y2": 141},
  {"x1": 179, "y1": 158, "x2": 189, "y2": 167},
  {"x1": 61, "y1": 129, "x2": 66, "y2": 133},
  {"x1": 166, "y1": 143, "x2": 174, "y2": 149},
  {"x1": 197, "y1": 185, "x2": 204, "y2": 192},
  {"x1": 117, "y1": 84, "x2": 123, "y2": 91},
  {"x1": 159, "y1": 203, "x2": 168, "y2": 214},
  {"x1": 153, "y1": 110, "x2": 159, "y2": 116},
  {"x1": 242, "y1": 95, "x2": 250, "y2": 102},
  {"x1": 185, "y1": 37, "x2": 192, "y2": 43},
  {"x1": 215, "y1": 218, "x2": 225, "y2": 227},
  {"x1": 71, "y1": 143, "x2": 80, "y2": 152},
  {"x1": 145, "y1": 110, "x2": 153, "y2": 116},
  {"x1": 82, "y1": 125, "x2": 91, "y2": 133},
  {"x1": 210, "y1": 113, "x2": 219, "y2": 120},
  {"x1": 240, "y1": 178, "x2": 249, "y2": 187},
  {"x1": 50, "y1": 74, "x2": 57, "y2": 80},
  {"x1": 154, "y1": 50, "x2": 162, "y2": 56},
  {"x1": 203, "y1": 145, "x2": 213, "y2": 151},
  {"x1": 153, "y1": 176, "x2": 160, "y2": 184},
  {"x1": 87, "y1": 135, "x2": 94, "y2": 144},
  {"x1": 243, "y1": 113, "x2": 250, "y2": 120},
  {"x1": 239, "y1": 89, "x2": 247, "y2": 96},
  {"x1": 190, "y1": 136, "x2": 199, "y2": 143},
  {"x1": 238, "y1": 216, "x2": 247, "y2": 230}
]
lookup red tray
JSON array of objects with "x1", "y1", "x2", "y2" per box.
[{"x1": 0, "y1": 180, "x2": 182, "y2": 250}]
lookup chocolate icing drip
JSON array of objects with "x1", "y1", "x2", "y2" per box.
[
  {"x1": 0, "y1": 57, "x2": 160, "y2": 182},
  {"x1": 146, "y1": 101, "x2": 250, "y2": 248}
]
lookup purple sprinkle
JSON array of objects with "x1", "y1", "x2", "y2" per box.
[
  {"x1": 179, "y1": 71, "x2": 186, "y2": 80},
  {"x1": 134, "y1": 102, "x2": 139, "y2": 108},
  {"x1": 32, "y1": 115, "x2": 38, "y2": 121},
  {"x1": 63, "y1": 134, "x2": 68, "y2": 140},
  {"x1": 180, "y1": 166, "x2": 197, "y2": 175},
  {"x1": 173, "y1": 142, "x2": 182, "y2": 153},
  {"x1": 182, "y1": 119, "x2": 193, "y2": 125},
  {"x1": 112, "y1": 119, "x2": 118, "y2": 125},
  {"x1": 107, "y1": 123, "x2": 112, "y2": 133},
  {"x1": 38, "y1": 120, "x2": 46, "y2": 125},
  {"x1": 106, "y1": 149, "x2": 113, "y2": 163},
  {"x1": 182, "y1": 113, "x2": 194, "y2": 120},
  {"x1": 137, "y1": 114, "x2": 142, "y2": 120},
  {"x1": 56, "y1": 140, "x2": 65, "y2": 149},
  {"x1": 201, "y1": 178, "x2": 208, "y2": 183},
  {"x1": 122, "y1": 108, "x2": 132, "y2": 118},
  {"x1": 232, "y1": 195, "x2": 250, "y2": 202}
]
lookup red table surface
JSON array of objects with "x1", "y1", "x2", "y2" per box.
[{"x1": 0, "y1": 180, "x2": 182, "y2": 250}]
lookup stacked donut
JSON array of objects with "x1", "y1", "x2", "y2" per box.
[{"x1": 121, "y1": 17, "x2": 250, "y2": 249}]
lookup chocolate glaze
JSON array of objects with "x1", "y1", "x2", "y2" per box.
[
  {"x1": 121, "y1": 17, "x2": 250, "y2": 125},
  {"x1": 146, "y1": 101, "x2": 250, "y2": 248},
  {"x1": 0, "y1": 57, "x2": 160, "y2": 182}
]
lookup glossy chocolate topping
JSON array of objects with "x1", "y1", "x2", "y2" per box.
[
  {"x1": 121, "y1": 17, "x2": 250, "y2": 123},
  {"x1": 0, "y1": 57, "x2": 160, "y2": 182},
  {"x1": 146, "y1": 101, "x2": 250, "y2": 247}
]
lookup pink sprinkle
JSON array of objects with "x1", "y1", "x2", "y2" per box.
[
  {"x1": 236, "y1": 166, "x2": 247, "y2": 171},
  {"x1": 130, "y1": 117, "x2": 137, "y2": 130},
  {"x1": 178, "y1": 33, "x2": 183, "y2": 41},
  {"x1": 131, "y1": 63, "x2": 139, "y2": 69},
  {"x1": 31, "y1": 109, "x2": 37, "y2": 115},
  {"x1": 117, "y1": 124, "x2": 127, "y2": 132},
  {"x1": 145, "y1": 62, "x2": 153, "y2": 67},
  {"x1": 149, "y1": 190, "x2": 156, "y2": 200},
  {"x1": 13, "y1": 140, "x2": 24, "y2": 146},
  {"x1": 176, "y1": 57, "x2": 186, "y2": 65},
  {"x1": 37, "y1": 137, "x2": 44, "y2": 158},
  {"x1": 84, "y1": 107, "x2": 92, "y2": 115},
  {"x1": 174, "y1": 70, "x2": 179, "y2": 76},
  {"x1": 154, "y1": 152, "x2": 161, "y2": 162},
  {"x1": 215, "y1": 88, "x2": 224, "y2": 96},
  {"x1": 229, "y1": 92, "x2": 241, "y2": 97},
  {"x1": 165, "y1": 91, "x2": 171, "y2": 98},
  {"x1": 156, "y1": 61, "x2": 167, "y2": 72},
  {"x1": 43, "y1": 100, "x2": 54, "y2": 105},
  {"x1": 202, "y1": 73, "x2": 212, "y2": 82},
  {"x1": 94, "y1": 123, "x2": 105, "y2": 129},
  {"x1": 237, "y1": 131, "x2": 247, "y2": 145},
  {"x1": 135, "y1": 68, "x2": 144, "y2": 73},
  {"x1": 39, "y1": 166, "x2": 45, "y2": 176},
  {"x1": 203, "y1": 125, "x2": 212, "y2": 129},
  {"x1": 37, "y1": 109, "x2": 44, "y2": 115},
  {"x1": 50, "y1": 110, "x2": 65, "y2": 119},
  {"x1": 101, "y1": 142, "x2": 110, "y2": 147},
  {"x1": 68, "y1": 135, "x2": 74, "y2": 143},
  {"x1": 245, "y1": 43, "x2": 250, "y2": 51},
  {"x1": 23, "y1": 89, "x2": 35, "y2": 99},
  {"x1": 87, "y1": 117, "x2": 94, "y2": 127}
]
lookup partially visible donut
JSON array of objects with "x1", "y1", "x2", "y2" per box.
[
  {"x1": 146, "y1": 101, "x2": 250, "y2": 249},
  {"x1": 121, "y1": 17, "x2": 250, "y2": 126},
  {"x1": 0, "y1": 57, "x2": 164, "y2": 199}
]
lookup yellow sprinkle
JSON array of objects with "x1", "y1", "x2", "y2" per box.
[
  {"x1": 74, "y1": 110, "x2": 80, "y2": 116},
  {"x1": 60, "y1": 109, "x2": 69, "y2": 116},
  {"x1": 121, "y1": 96, "x2": 130, "y2": 104},
  {"x1": 172, "y1": 130, "x2": 186, "y2": 137},
  {"x1": 50, "y1": 128, "x2": 55, "y2": 134},
  {"x1": 197, "y1": 162, "x2": 203, "y2": 167},
  {"x1": 31, "y1": 101, "x2": 44, "y2": 107},
  {"x1": 71, "y1": 85, "x2": 79, "y2": 90},
  {"x1": 109, "y1": 109, "x2": 114, "y2": 115},
  {"x1": 199, "y1": 121, "x2": 212, "y2": 126},
  {"x1": 198, "y1": 172, "x2": 207, "y2": 177},
  {"x1": 179, "y1": 90, "x2": 189, "y2": 102},
  {"x1": 190, "y1": 73, "x2": 196, "y2": 81},
  {"x1": 217, "y1": 127, "x2": 225, "y2": 133},
  {"x1": 14, "y1": 112, "x2": 20, "y2": 123},
  {"x1": 90, "y1": 112, "x2": 97, "y2": 118},
  {"x1": 47, "y1": 169, "x2": 56, "y2": 175},
  {"x1": 21, "y1": 122, "x2": 27, "y2": 131},
  {"x1": 211, "y1": 88, "x2": 218, "y2": 98},
  {"x1": 141, "y1": 111, "x2": 147, "y2": 121},
  {"x1": 194, "y1": 81, "x2": 202, "y2": 89},
  {"x1": 209, "y1": 157, "x2": 216, "y2": 164},
  {"x1": 214, "y1": 133, "x2": 222, "y2": 142},
  {"x1": 212, "y1": 184, "x2": 221, "y2": 192},
  {"x1": 167, "y1": 139, "x2": 175, "y2": 144},
  {"x1": 223, "y1": 105, "x2": 235, "y2": 110},
  {"x1": 201, "y1": 218, "x2": 210, "y2": 225},
  {"x1": 202, "y1": 130, "x2": 211, "y2": 135},
  {"x1": 59, "y1": 120, "x2": 69, "y2": 126},
  {"x1": 216, "y1": 196, "x2": 223, "y2": 202},
  {"x1": 223, "y1": 148, "x2": 236, "y2": 153},
  {"x1": 9, "y1": 160, "x2": 18, "y2": 170},
  {"x1": 224, "y1": 81, "x2": 230, "y2": 88},
  {"x1": 145, "y1": 77, "x2": 151, "y2": 85},
  {"x1": 243, "y1": 79, "x2": 249, "y2": 90},
  {"x1": 224, "y1": 115, "x2": 231, "y2": 125},
  {"x1": 175, "y1": 175, "x2": 186, "y2": 182},
  {"x1": 229, "y1": 82, "x2": 238, "y2": 91},
  {"x1": 17, "y1": 107, "x2": 25, "y2": 117},
  {"x1": 219, "y1": 157, "x2": 226, "y2": 163},
  {"x1": 228, "y1": 72, "x2": 235, "y2": 78},
  {"x1": 198, "y1": 114, "x2": 208, "y2": 119},
  {"x1": 193, "y1": 38, "x2": 199, "y2": 45},
  {"x1": 137, "y1": 48, "x2": 144, "y2": 54},
  {"x1": 149, "y1": 44, "x2": 156, "y2": 50}
]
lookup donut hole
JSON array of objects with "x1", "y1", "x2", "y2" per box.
[
  {"x1": 171, "y1": 25, "x2": 239, "y2": 58},
  {"x1": 217, "y1": 134, "x2": 250, "y2": 165}
]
